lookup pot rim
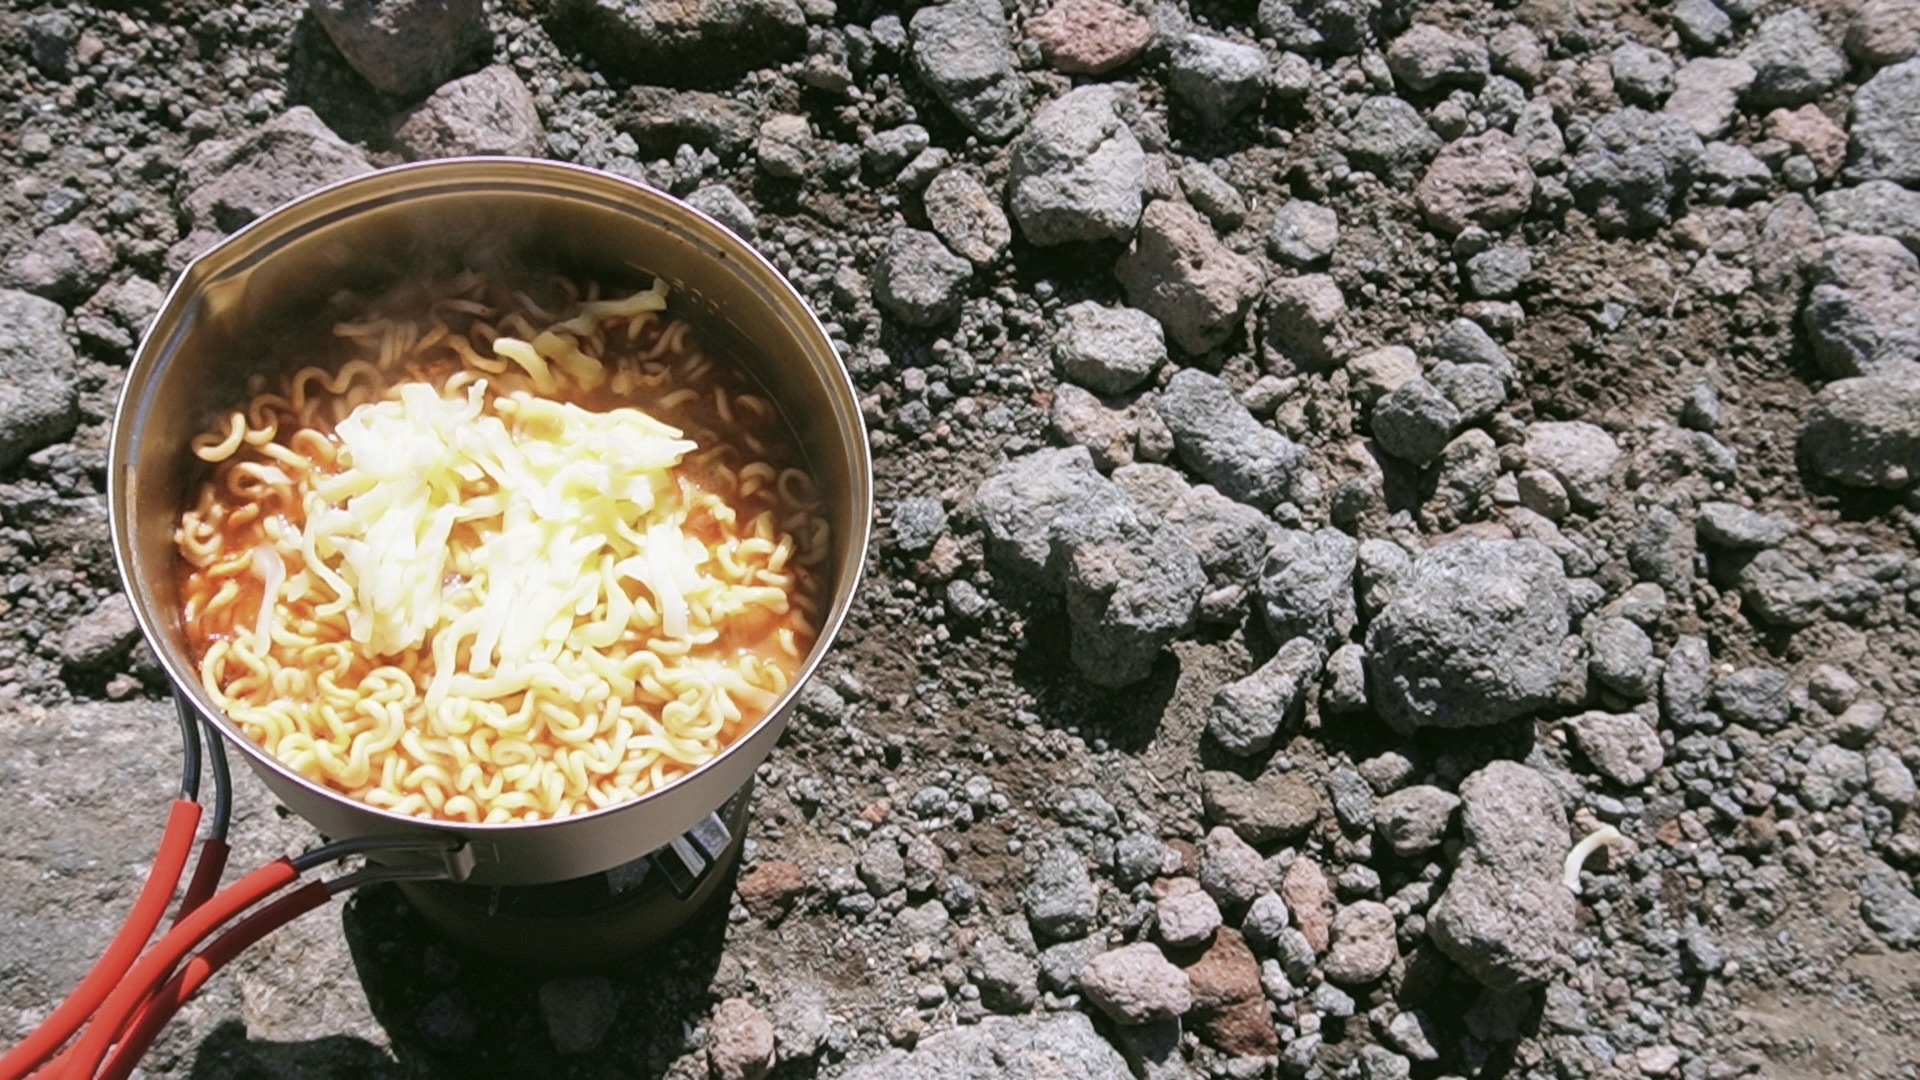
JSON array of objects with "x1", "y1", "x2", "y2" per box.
[{"x1": 109, "y1": 156, "x2": 871, "y2": 840}]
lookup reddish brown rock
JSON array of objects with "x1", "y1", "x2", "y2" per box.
[
  {"x1": 736, "y1": 859, "x2": 807, "y2": 920},
  {"x1": 1182, "y1": 929, "x2": 1277, "y2": 1057},
  {"x1": 1766, "y1": 104, "x2": 1848, "y2": 178},
  {"x1": 1028, "y1": 0, "x2": 1152, "y2": 75},
  {"x1": 709, "y1": 997, "x2": 776, "y2": 1080},
  {"x1": 1281, "y1": 855, "x2": 1336, "y2": 953},
  {"x1": 1416, "y1": 130, "x2": 1536, "y2": 236}
]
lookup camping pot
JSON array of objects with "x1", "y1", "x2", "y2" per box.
[{"x1": 108, "y1": 158, "x2": 871, "y2": 886}]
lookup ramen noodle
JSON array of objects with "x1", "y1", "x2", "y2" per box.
[{"x1": 174, "y1": 273, "x2": 830, "y2": 824}]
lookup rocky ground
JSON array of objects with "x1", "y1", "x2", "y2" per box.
[{"x1": 4, "y1": 0, "x2": 1920, "y2": 1077}]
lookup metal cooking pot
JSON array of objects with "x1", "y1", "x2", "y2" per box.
[{"x1": 109, "y1": 158, "x2": 871, "y2": 887}]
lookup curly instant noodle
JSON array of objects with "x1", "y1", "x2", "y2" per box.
[{"x1": 174, "y1": 273, "x2": 830, "y2": 824}]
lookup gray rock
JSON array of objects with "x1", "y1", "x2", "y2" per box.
[
  {"x1": 1586, "y1": 617, "x2": 1657, "y2": 701},
  {"x1": 863, "y1": 124, "x2": 930, "y2": 175},
  {"x1": 1514, "y1": 99, "x2": 1566, "y2": 167},
  {"x1": 1387, "y1": 24, "x2": 1489, "y2": 91},
  {"x1": 1802, "y1": 364, "x2": 1920, "y2": 488},
  {"x1": 310, "y1": 0, "x2": 486, "y2": 97},
  {"x1": 1008, "y1": 85, "x2": 1145, "y2": 246},
  {"x1": 1025, "y1": 847, "x2": 1099, "y2": 942},
  {"x1": 874, "y1": 228, "x2": 972, "y2": 327},
  {"x1": 1696, "y1": 501, "x2": 1796, "y2": 548},
  {"x1": 1850, "y1": 58, "x2": 1920, "y2": 184},
  {"x1": 1802, "y1": 744, "x2": 1868, "y2": 809},
  {"x1": 1714, "y1": 666, "x2": 1792, "y2": 730},
  {"x1": 1661, "y1": 634, "x2": 1714, "y2": 730},
  {"x1": 1430, "y1": 361, "x2": 1507, "y2": 423},
  {"x1": 1736, "y1": 548, "x2": 1829, "y2": 628},
  {"x1": 1570, "y1": 107, "x2": 1704, "y2": 234},
  {"x1": 1169, "y1": 34, "x2": 1268, "y2": 127},
  {"x1": 1167, "y1": 485, "x2": 1273, "y2": 622},
  {"x1": 1809, "y1": 663, "x2": 1864, "y2": 712},
  {"x1": 1058, "y1": 497, "x2": 1206, "y2": 687},
  {"x1": 1860, "y1": 867, "x2": 1920, "y2": 948},
  {"x1": 1177, "y1": 162, "x2": 1249, "y2": 229},
  {"x1": 1525, "y1": 420, "x2": 1619, "y2": 512},
  {"x1": 754, "y1": 114, "x2": 813, "y2": 179},
  {"x1": 1323, "y1": 642, "x2": 1369, "y2": 713},
  {"x1": 174, "y1": 108, "x2": 374, "y2": 259},
  {"x1": 1610, "y1": 42, "x2": 1675, "y2": 106},
  {"x1": 1203, "y1": 769, "x2": 1323, "y2": 844},
  {"x1": 1567, "y1": 710, "x2": 1664, "y2": 787},
  {"x1": 1674, "y1": 0, "x2": 1733, "y2": 49},
  {"x1": 975, "y1": 447, "x2": 1110, "y2": 586},
  {"x1": 1428, "y1": 430, "x2": 1499, "y2": 529},
  {"x1": 1155, "y1": 368, "x2": 1305, "y2": 509},
  {"x1": 1431, "y1": 316, "x2": 1514, "y2": 384},
  {"x1": 1489, "y1": 25, "x2": 1546, "y2": 83},
  {"x1": 1848, "y1": 0, "x2": 1920, "y2": 66},
  {"x1": 1366, "y1": 538, "x2": 1571, "y2": 732},
  {"x1": 0, "y1": 290, "x2": 79, "y2": 470},
  {"x1": 911, "y1": 0, "x2": 1026, "y2": 141},
  {"x1": 1817, "y1": 181, "x2": 1920, "y2": 254},
  {"x1": 838, "y1": 1012, "x2": 1132, "y2": 1079},
  {"x1": 1382, "y1": 1009, "x2": 1442, "y2": 1061},
  {"x1": 1429, "y1": 761, "x2": 1575, "y2": 991},
  {"x1": 1080, "y1": 943, "x2": 1192, "y2": 1023},
  {"x1": 1373, "y1": 785, "x2": 1460, "y2": 856},
  {"x1": 1324, "y1": 901, "x2": 1398, "y2": 985},
  {"x1": 1695, "y1": 142, "x2": 1773, "y2": 205},
  {"x1": 1207, "y1": 637, "x2": 1323, "y2": 755},
  {"x1": 1665, "y1": 59, "x2": 1755, "y2": 141},
  {"x1": 57, "y1": 596, "x2": 139, "y2": 671},
  {"x1": 1327, "y1": 765, "x2": 1377, "y2": 832},
  {"x1": 1465, "y1": 246, "x2": 1532, "y2": 298},
  {"x1": 4, "y1": 224, "x2": 112, "y2": 304},
  {"x1": 1258, "y1": 526, "x2": 1359, "y2": 649},
  {"x1": 1118, "y1": 200, "x2": 1265, "y2": 354},
  {"x1": 391, "y1": 64, "x2": 542, "y2": 159},
  {"x1": 1868, "y1": 748, "x2": 1918, "y2": 808},
  {"x1": 1200, "y1": 825, "x2": 1273, "y2": 907},
  {"x1": 539, "y1": 976, "x2": 617, "y2": 1054},
  {"x1": 1038, "y1": 938, "x2": 1101, "y2": 993},
  {"x1": 1417, "y1": 131, "x2": 1535, "y2": 236},
  {"x1": 1348, "y1": 345, "x2": 1421, "y2": 404},
  {"x1": 1243, "y1": 893, "x2": 1292, "y2": 952},
  {"x1": 1311, "y1": 981, "x2": 1356, "y2": 1018},
  {"x1": 970, "y1": 932, "x2": 1040, "y2": 1013},
  {"x1": 1346, "y1": 96, "x2": 1444, "y2": 180},
  {"x1": 1263, "y1": 272, "x2": 1348, "y2": 369},
  {"x1": 1256, "y1": 0, "x2": 1380, "y2": 55},
  {"x1": 556, "y1": 0, "x2": 807, "y2": 86},
  {"x1": 1157, "y1": 887, "x2": 1224, "y2": 947},
  {"x1": 1803, "y1": 236, "x2": 1920, "y2": 378},
  {"x1": 685, "y1": 185, "x2": 757, "y2": 238},
  {"x1": 1054, "y1": 301, "x2": 1165, "y2": 395},
  {"x1": 1741, "y1": 10, "x2": 1847, "y2": 107},
  {"x1": 1269, "y1": 200, "x2": 1340, "y2": 265},
  {"x1": 1372, "y1": 378, "x2": 1461, "y2": 465}
]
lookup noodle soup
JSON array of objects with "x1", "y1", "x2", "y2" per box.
[{"x1": 174, "y1": 272, "x2": 830, "y2": 824}]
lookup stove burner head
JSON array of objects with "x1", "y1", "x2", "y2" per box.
[{"x1": 398, "y1": 784, "x2": 752, "y2": 969}]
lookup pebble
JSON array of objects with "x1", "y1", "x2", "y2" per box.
[
  {"x1": 0, "y1": 289, "x2": 80, "y2": 470},
  {"x1": 1024, "y1": 846, "x2": 1099, "y2": 941},
  {"x1": 685, "y1": 185, "x2": 757, "y2": 238},
  {"x1": 1202, "y1": 769, "x2": 1322, "y2": 845},
  {"x1": 391, "y1": 64, "x2": 544, "y2": 159},
  {"x1": 1168, "y1": 34, "x2": 1268, "y2": 128},
  {"x1": 1374, "y1": 785, "x2": 1460, "y2": 856},
  {"x1": 1156, "y1": 368, "x2": 1304, "y2": 510},
  {"x1": 1740, "y1": 10, "x2": 1847, "y2": 107},
  {"x1": 1200, "y1": 825, "x2": 1273, "y2": 909},
  {"x1": 910, "y1": 0, "x2": 1026, "y2": 141},
  {"x1": 310, "y1": 0, "x2": 487, "y2": 98},
  {"x1": 1586, "y1": 617, "x2": 1657, "y2": 700},
  {"x1": 1429, "y1": 761, "x2": 1576, "y2": 990},
  {"x1": 1007, "y1": 85, "x2": 1145, "y2": 246},
  {"x1": 755, "y1": 114, "x2": 814, "y2": 179},
  {"x1": 1465, "y1": 246, "x2": 1532, "y2": 298},
  {"x1": 1372, "y1": 377, "x2": 1462, "y2": 465},
  {"x1": 1366, "y1": 538, "x2": 1571, "y2": 732},
  {"x1": 1713, "y1": 667, "x2": 1792, "y2": 730},
  {"x1": 709, "y1": 997, "x2": 777, "y2": 1080},
  {"x1": 1801, "y1": 364, "x2": 1920, "y2": 488},
  {"x1": 1262, "y1": 272, "x2": 1348, "y2": 369},
  {"x1": 1117, "y1": 200, "x2": 1264, "y2": 354},
  {"x1": 1206, "y1": 638, "x2": 1321, "y2": 755},
  {"x1": 873, "y1": 228, "x2": 972, "y2": 327},
  {"x1": 1026, "y1": 0, "x2": 1152, "y2": 75},
  {"x1": 1609, "y1": 42, "x2": 1675, "y2": 106},
  {"x1": 736, "y1": 859, "x2": 808, "y2": 920},
  {"x1": 1849, "y1": 58, "x2": 1920, "y2": 184},
  {"x1": 1241, "y1": 892, "x2": 1291, "y2": 951},
  {"x1": 1567, "y1": 710, "x2": 1665, "y2": 787},
  {"x1": 1268, "y1": 199, "x2": 1339, "y2": 266},
  {"x1": 1324, "y1": 901, "x2": 1398, "y2": 984},
  {"x1": 1387, "y1": 24, "x2": 1489, "y2": 91},
  {"x1": 1802, "y1": 235, "x2": 1920, "y2": 378},
  {"x1": 1345, "y1": 96, "x2": 1444, "y2": 180},
  {"x1": 1569, "y1": 107, "x2": 1704, "y2": 233},
  {"x1": 1177, "y1": 162, "x2": 1247, "y2": 230},
  {"x1": 1157, "y1": 886, "x2": 1224, "y2": 948},
  {"x1": 1080, "y1": 942, "x2": 1192, "y2": 1024}
]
